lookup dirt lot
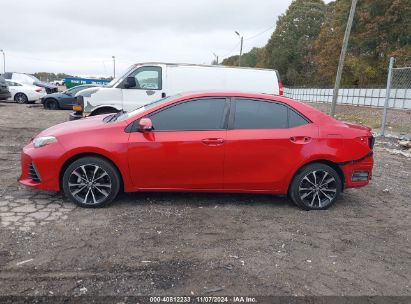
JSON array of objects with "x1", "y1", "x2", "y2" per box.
[{"x1": 0, "y1": 102, "x2": 410, "y2": 298}]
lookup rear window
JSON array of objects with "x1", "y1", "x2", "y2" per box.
[
  {"x1": 288, "y1": 109, "x2": 309, "y2": 128},
  {"x1": 232, "y1": 98, "x2": 309, "y2": 129},
  {"x1": 233, "y1": 99, "x2": 288, "y2": 129}
]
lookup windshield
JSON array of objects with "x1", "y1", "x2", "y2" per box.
[
  {"x1": 114, "y1": 94, "x2": 181, "y2": 122},
  {"x1": 107, "y1": 65, "x2": 136, "y2": 88},
  {"x1": 106, "y1": 78, "x2": 118, "y2": 87}
]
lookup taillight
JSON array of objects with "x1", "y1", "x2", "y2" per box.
[
  {"x1": 357, "y1": 136, "x2": 374, "y2": 149},
  {"x1": 35, "y1": 88, "x2": 42, "y2": 93},
  {"x1": 368, "y1": 136, "x2": 375, "y2": 149},
  {"x1": 278, "y1": 81, "x2": 283, "y2": 95}
]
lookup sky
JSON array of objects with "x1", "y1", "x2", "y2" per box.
[{"x1": 0, "y1": 0, "x2": 333, "y2": 78}]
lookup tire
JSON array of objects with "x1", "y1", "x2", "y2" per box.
[
  {"x1": 62, "y1": 157, "x2": 121, "y2": 208},
  {"x1": 44, "y1": 99, "x2": 59, "y2": 110},
  {"x1": 91, "y1": 108, "x2": 118, "y2": 116},
  {"x1": 289, "y1": 163, "x2": 342, "y2": 210},
  {"x1": 14, "y1": 93, "x2": 28, "y2": 104}
]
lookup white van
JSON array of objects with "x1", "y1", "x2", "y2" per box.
[{"x1": 71, "y1": 63, "x2": 282, "y2": 119}]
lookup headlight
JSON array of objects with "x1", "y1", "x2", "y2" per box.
[{"x1": 33, "y1": 136, "x2": 57, "y2": 148}]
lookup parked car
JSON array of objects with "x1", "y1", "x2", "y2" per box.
[
  {"x1": 5, "y1": 80, "x2": 46, "y2": 104},
  {"x1": 20, "y1": 92, "x2": 374, "y2": 210},
  {"x1": 3, "y1": 72, "x2": 58, "y2": 94},
  {"x1": 50, "y1": 79, "x2": 65, "y2": 86},
  {"x1": 0, "y1": 75, "x2": 11, "y2": 100},
  {"x1": 41, "y1": 84, "x2": 99, "y2": 110},
  {"x1": 70, "y1": 63, "x2": 283, "y2": 120}
]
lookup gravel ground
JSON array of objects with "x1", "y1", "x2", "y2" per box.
[{"x1": 0, "y1": 101, "x2": 410, "y2": 298}]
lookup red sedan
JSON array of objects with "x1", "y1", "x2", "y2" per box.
[{"x1": 19, "y1": 92, "x2": 374, "y2": 210}]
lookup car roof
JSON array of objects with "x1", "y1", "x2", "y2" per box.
[
  {"x1": 70, "y1": 84, "x2": 96, "y2": 88},
  {"x1": 129, "y1": 62, "x2": 279, "y2": 73}
]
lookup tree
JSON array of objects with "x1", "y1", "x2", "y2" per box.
[
  {"x1": 262, "y1": 0, "x2": 326, "y2": 85},
  {"x1": 221, "y1": 47, "x2": 262, "y2": 67},
  {"x1": 314, "y1": 0, "x2": 411, "y2": 86}
]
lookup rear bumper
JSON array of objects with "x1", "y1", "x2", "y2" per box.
[{"x1": 340, "y1": 153, "x2": 374, "y2": 188}]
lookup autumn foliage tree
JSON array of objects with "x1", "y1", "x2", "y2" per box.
[
  {"x1": 314, "y1": 0, "x2": 411, "y2": 86},
  {"x1": 220, "y1": 0, "x2": 411, "y2": 87}
]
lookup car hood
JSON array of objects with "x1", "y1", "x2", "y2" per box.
[{"x1": 35, "y1": 115, "x2": 117, "y2": 139}]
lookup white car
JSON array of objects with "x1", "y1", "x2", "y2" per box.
[
  {"x1": 51, "y1": 79, "x2": 65, "y2": 86},
  {"x1": 5, "y1": 80, "x2": 46, "y2": 104}
]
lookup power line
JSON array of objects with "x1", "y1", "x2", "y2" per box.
[
  {"x1": 220, "y1": 24, "x2": 275, "y2": 60},
  {"x1": 220, "y1": 41, "x2": 242, "y2": 59},
  {"x1": 244, "y1": 25, "x2": 276, "y2": 41}
]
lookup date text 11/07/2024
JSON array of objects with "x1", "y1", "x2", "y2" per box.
[{"x1": 149, "y1": 296, "x2": 257, "y2": 303}]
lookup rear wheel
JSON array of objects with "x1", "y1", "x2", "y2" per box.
[
  {"x1": 44, "y1": 99, "x2": 59, "y2": 110},
  {"x1": 14, "y1": 93, "x2": 28, "y2": 104},
  {"x1": 289, "y1": 163, "x2": 342, "y2": 210},
  {"x1": 62, "y1": 157, "x2": 120, "y2": 208}
]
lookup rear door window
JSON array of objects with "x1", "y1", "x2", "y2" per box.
[
  {"x1": 232, "y1": 98, "x2": 309, "y2": 129},
  {"x1": 233, "y1": 98, "x2": 288, "y2": 129}
]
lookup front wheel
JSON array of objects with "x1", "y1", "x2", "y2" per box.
[
  {"x1": 44, "y1": 99, "x2": 59, "y2": 110},
  {"x1": 14, "y1": 93, "x2": 28, "y2": 104},
  {"x1": 289, "y1": 163, "x2": 342, "y2": 210},
  {"x1": 62, "y1": 157, "x2": 120, "y2": 208}
]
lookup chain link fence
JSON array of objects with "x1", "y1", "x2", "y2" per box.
[
  {"x1": 284, "y1": 58, "x2": 411, "y2": 136},
  {"x1": 283, "y1": 87, "x2": 410, "y2": 109},
  {"x1": 382, "y1": 63, "x2": 411, "y2": 136}
]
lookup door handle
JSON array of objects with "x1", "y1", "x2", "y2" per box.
[
  {"x1": 202, "y1": 138, "x2": 225, "y2": 146},
  {"x1": 290, "y1": 136, "x2": 312, "y2": 144}
]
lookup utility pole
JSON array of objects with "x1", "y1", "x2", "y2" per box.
[
  {"x1": 381, "y1": 57, "x2": 395, "y2": 137},
  {"x1": 0, "y1": 50, "x2": 5, "y2": 74},
  {"x1": 235, "y1": 31, "x2": 243, "y2": 67},
  {"x1": 112, "y1": 55, "x2": 116, "y2": 79},
  {"x1": 213, "y1": 53, "x2": 219, "y2": 65},
  {"x1": 330, "y1": 0, "x2": 358, "y2": 117}
]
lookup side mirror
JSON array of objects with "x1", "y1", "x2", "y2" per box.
[
  {"x1": 124, "y1": 76, "x2": 136, "y2": 89},
  {"x1": 138, "y1": 118, "x2": 153, "y2": 132}
]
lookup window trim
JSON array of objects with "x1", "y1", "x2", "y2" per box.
[
  {"x1": 129, "y1": 97, "x2": 230, "y2": 132},
  {"x1": 228, "y1": 97, "x2": 311, "y2": 130}
]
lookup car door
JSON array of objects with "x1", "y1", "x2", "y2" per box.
[
  {"x1": 127, "y1": 97, "x2": 229, "y2": 190},
  {"x1": 224, "y1": 97, "x2": 318, "y2": 192},
  {"x1": 59, "y1": 87, "x2": 78, "y2": 109},
  {"x1": 121, "y1": 66, "x2": 165, "y2": 112},
  {"x1": 60, "y1": 86, "x2": 88, "y2": 109},
  {"x1": 5, "y1": 81, "x2": 17, "y2": 98}
]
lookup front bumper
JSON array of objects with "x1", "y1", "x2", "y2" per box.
[
  {"x1": 69, "y1": 111, "x2": 83, "y2": 120},
  {"x1": 19, "y1": 142, "x2": 65, "y2": 191},
  {"x1": 341, "y1": 153, "x2": 374, "y2": 188}
]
